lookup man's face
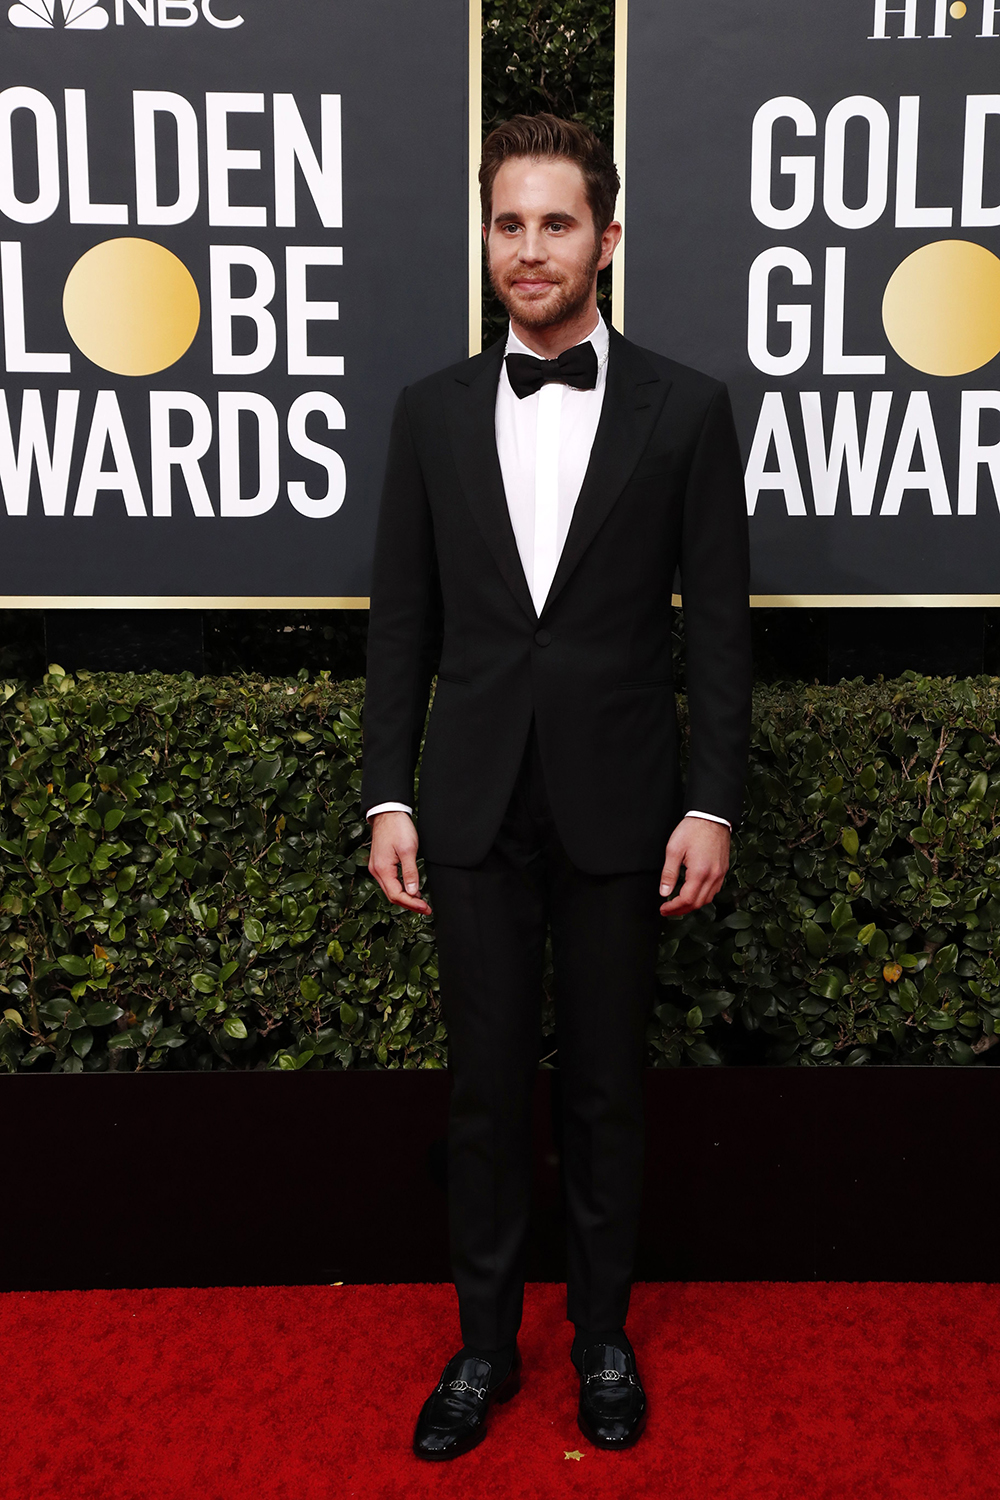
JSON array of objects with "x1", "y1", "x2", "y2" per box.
[{"x1": 485, "y1": 156, "x2": 616, "y2": 330}]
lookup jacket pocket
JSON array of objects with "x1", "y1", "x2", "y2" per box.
[
  {"x1": 615, "y1": 678, "x2": 673, "y2": 691},
  {"x1": 435, "y1": 671, "x2": 471, "y2": 685}
]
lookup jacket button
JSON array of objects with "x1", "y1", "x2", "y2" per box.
[{"x1": 534, "y1": 629, "x2": 551, "y2": 646}]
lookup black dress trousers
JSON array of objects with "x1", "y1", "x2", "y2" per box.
[{"x1": 426, "y1": 724, "x2": 662, "y2": 1349}]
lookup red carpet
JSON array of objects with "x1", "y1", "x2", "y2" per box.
[{"x1": 1, "y1": 1281, "x2": 998, "y2": 1499}]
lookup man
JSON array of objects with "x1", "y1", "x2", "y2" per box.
[{"x1": 363, "y1": 114, "x2": 752, "y2": 1459}]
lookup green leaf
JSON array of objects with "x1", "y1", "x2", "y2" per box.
[
  {"x1": 697, "y1": 991, "x2": 734, "y2": 1018},
  {"x1": 686, "y1": 1040, "x2": 722, "y2": 1066},
  {"x1": 934, "y1": 943, "x2": 958, "y2": 973},
  {"x1": 244, "y1": 866, "x2": 269, "y2": 899},
  {"x1": 722, "y1": 911, "x2": 752, "y2": 929},
  {"x1": 244, "y1": 917, "x2": 264, "y2": 946},
  {"x1": 300, "y1": 975, "x2": 322, "y2": 1004},
  {"x1": 84, "y1": 1001, "x2": 124, "y2": 1026},
  {"x1": 868, "y1": 929, "x2": 889, "y2": 959},
  {"x1": 252, "y1": 756, "x2": 283, "y2": 788},
  {"x1": 223, "y1": 1017, "x2": 248, "y2": 1040},
  {"x1": 58, "y1": 955, "x2": 90, "y2": 977},
  {"x1": 191, "y1": 974, "x2": 217, "y2": 994},
  {"x1": 841, "y1": 827, "x2": 859, "y2": 858},
  {"x1": 804, "y1": 922, "x2": 829, "y2": 958},
  {"x1": 40, "y1": 998, "x2": 74, "y2": 1024},
  {"x1": 897, "y1": 979, "x2": 920, "y2": 1011},
  {"x1": 71, "y1": 1028, "x2": 93, "y2": 1058}
]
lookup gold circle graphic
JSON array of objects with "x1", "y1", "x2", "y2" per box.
[
  {"x1": 882, "y1": 240, "x2": 1000, "y2": 377},
  {"x1": 63, "y1": 238, "x2": 200, "y2": 377},
  {"x1": 950, "y1": 1, "x2": 967, "y2": 17}
]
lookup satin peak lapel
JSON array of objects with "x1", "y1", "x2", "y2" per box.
[
  {"x1": 542, "y1": 331, "x2": 671, "y2": 616},
  {"x1": 444, "y1": 338, "x2": 537, "y2": 623}
]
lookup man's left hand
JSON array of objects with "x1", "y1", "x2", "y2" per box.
[{"x1": 659, "y1": 816, "x2": 730, "y2": 916}]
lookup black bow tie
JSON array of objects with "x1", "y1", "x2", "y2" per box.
[{"x1": 504, "y1": 341, "x2": 599, "y2": 400}]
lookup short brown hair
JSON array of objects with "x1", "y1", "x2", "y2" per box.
[{"x1": 479, "y1": 114, "x2": 620, "y2": 236}]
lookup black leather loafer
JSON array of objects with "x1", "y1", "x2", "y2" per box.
[
  {"x1": 577, "y1": 1342, "x2": 647, "y2": 1450},
  {"x1": 413, "y1": 1347, "x2": 522, "y2": 1461}
]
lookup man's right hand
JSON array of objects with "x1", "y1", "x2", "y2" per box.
[{"x1": 368, "y1": 811, "x2": 431, "y2": 915}]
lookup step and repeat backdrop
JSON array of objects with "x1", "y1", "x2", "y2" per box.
[
  {"x1": 0, "y1": 0, "x2": 473, "y2": 602},
  {"x1": 621, "y1": 0, "x2": 1000, "y2": 600}
]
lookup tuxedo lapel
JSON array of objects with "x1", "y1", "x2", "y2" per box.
[
  {"x1": 541, "y1": 329, "x2": 671, "y2": 617},
  {"x1": 444, "y1": 337, "x2": 538, "y2": 623}
]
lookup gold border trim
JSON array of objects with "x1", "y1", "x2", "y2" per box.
[
  {"x1": 611, "y1": 0, "x2": 627, "y2": 332},
  {"x1": 468, "y1": 0, "x2": 483, "y2": 357},
  {"x1": 670, "y1": 594, "x2": 1000, "y2": 609},
  {"x1": 750, "y1": 595, "x2": 1000, "y2": 608},
  {"x1": 0, "y1": 597, "x2": 371, "y2": 610},
  {"x1": 15, "y1": 591, "x2": 1000, "y2": 610}
]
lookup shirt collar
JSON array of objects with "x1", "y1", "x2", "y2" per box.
[{"x1": 504, "y1": 314, "x2": 610, "y2": 367}]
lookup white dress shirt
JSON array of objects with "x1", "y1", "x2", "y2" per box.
[
  {"x1": 367, "y1": 316, "x2": 730, "y2": 831},
  {"x1": 496, "y1": 316, "x2": 611, "y2": 614}
]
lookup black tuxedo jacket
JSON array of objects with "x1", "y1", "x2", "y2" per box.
[{"x1": 361, "y1": 327, "x2": 752, "y2": 874}]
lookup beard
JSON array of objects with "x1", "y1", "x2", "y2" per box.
[{"x1": 488, "y1": 241, "x2": 601, "y2": 330}]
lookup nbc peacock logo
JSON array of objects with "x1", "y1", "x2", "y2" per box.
[{"x1": 9, "y1": 0, "x2": 109, "y2": 26}]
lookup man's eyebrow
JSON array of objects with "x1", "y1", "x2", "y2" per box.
[{"x1": 492, "y1": 210, "x2": 581, "y2": 225}]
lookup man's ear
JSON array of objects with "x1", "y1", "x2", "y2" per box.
[{"x1": 598, "y1": 220, "x2": 623, "y2": 272}]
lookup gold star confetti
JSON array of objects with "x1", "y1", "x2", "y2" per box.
[{"x1": 564, "y1": 1450, "x2": 584, "y2": 1461}]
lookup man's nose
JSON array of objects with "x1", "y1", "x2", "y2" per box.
[{"x1": 517, "y1": 230, "x2": 546, "y2": 263}]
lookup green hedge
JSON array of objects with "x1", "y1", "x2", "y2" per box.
[
  {"x1": 664, "y1": 674, "x2": 1000, "y2": 1068},
  {"x1": 483, "y1": 0, "x2": 613, "y2": 140},
  {"x1": 0, "y1": 670, "x2": 439, "y2": 1075},
  {"x1": 0, "y1": 669, "x2": 998, "y2": 1072}
]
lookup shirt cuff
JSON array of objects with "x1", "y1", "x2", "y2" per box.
[
  {"x1": 684, "y1": 809, "x2": 732, "y2": 830},
  {"x1": 366, "y1": 802, "x2": 413, "y2": 821}
]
